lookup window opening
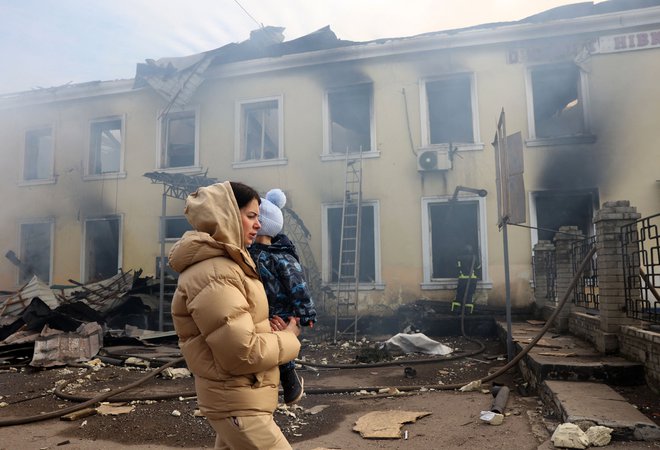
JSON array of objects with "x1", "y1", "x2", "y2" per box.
[
  {"x1": 24, "y1": 128, "x2": 53, "y2": 181},
  {"x1": 162, "y1": 216, "x2": 193, "y2": 240},
  {"x1": 84, "y1": 216, "x2": 120, "y2": 283},
  {"x1": 531, "y1": 64, "x2": 584, "y2": 138},
  {"x1": 535, "y1": 191, "x2": 594, "y2": 241},
  {"x1": 240, "y1": 100, "x2": 279, "y2": 161},
  {"x1": 90, "y1": 119, "x2": 121, "y2": 174},
  {"x1": 429, "y1": 201, "x2": 481, "y2": 279},
  {"x1": 426, "y1": 77, "x2": 473, "y2": 144},
  {"x1": 327, "y1": 204, "x2": 375, "y2": 283},
  {"x1": 161, "y1": 111, "x2": 195, "y2": 168},
  {"x1": 328, "y1": 85, "x2": 372, "y2": 154},
  {"x1": 19, "y1": 221, "x2": 52, "y2": 284}
]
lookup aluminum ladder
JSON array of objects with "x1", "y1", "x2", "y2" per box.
[{"x1": 333, "y1": 149, "x2": 363, "y2": 342}]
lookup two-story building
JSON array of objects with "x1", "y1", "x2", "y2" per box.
[{"x1": 1, "y1": 1, "x2": 658, "y2": 319}]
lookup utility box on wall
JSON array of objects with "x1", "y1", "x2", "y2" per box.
[{"x1": 417, "y1": 148, "x2": 452, "y2": 171}]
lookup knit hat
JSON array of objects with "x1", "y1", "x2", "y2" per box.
[{"x1": 257, "y1": 188, "x2": 286, "y2": 237}]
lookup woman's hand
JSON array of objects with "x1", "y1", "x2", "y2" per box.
[{"x1": 270, "y1": 315, "x2": 300, "y2": 337}]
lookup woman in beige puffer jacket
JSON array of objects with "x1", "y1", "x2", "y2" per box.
[{"x1": 169, "y1": 181, "x2": 300, "y2": 449}]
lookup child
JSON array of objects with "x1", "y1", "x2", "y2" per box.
[{"x1": 249, "y1": 188, "x2": 317, "y2": 405}]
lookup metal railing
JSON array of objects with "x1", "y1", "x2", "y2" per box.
[
  {"x1": 622, "y1": 213, "x2": 660, "y2": 322},
  {"x1": 572, "y1": 236, "x2": 599, "y2": 311}
]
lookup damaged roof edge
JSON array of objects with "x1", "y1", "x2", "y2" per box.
[
  {"x1": 204, "y1": 5, "x2": 660, "y2": 80},
  {"x1": 3, "y1": 3, "x2": 660, "y2": 108},
  {"x1": 0, "y1": 79, "x2": 139, "y2": 110}
]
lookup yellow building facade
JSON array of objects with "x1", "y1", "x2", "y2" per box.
[{"x1": 1, "y1": 3, "x2": 659, "y2": 313}]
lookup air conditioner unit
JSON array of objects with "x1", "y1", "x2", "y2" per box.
[{"x1": 417, "y1": 149, "x2": 452, "y2": 172}]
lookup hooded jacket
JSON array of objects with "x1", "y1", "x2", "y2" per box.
[
  {"x1": 169, "y1": 181, "x2": 300, "y2": 420},
  {"x1": 248, "y1": 234, "x2": 317, "y2": 326}
]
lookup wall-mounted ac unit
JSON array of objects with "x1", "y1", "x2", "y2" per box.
[{"x1": 417, "y1": 148, "x2": 452, "y2": 172}]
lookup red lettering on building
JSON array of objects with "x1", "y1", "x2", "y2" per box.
[
  {"x1": 651, "y1": 31, "x2": 660, "y2": 45},
  {"x1": 628, "y1": 35, "x2": 636, "y2": 48},
  {"x1": 637, "y1": 33, "x2": 649, "y2": 47},
  {"x1": 614, "y1": 36, "x2": 627, "y2": 50}
]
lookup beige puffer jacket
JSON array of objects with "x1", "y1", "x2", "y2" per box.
[{"x1": 169, "y1": 181, "x2": 300, "y2": 420}]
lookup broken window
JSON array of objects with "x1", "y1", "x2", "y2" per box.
[
  {"x1": 424, "y1": 76, "x2": 474, "y2": 144},
  {"x1": 23, "y1": 127, "x2": 53, "y2": 181},
  {"x1": 428, "y1": 201, "x2": 482, "y2": 280},
  {"x1": 84, "y1": 216, "x2": 121, "y2": 283},
  {"x1": 161, "y1": 216, "x2": 193, "y2": 241},
  {"x1": 325, "y1": 203, "x2": 378, "y2": 283},
  {"x1": 327, "y1": 84, "x2": 372, "y2": 154},
  {"x1": 533, "y1": 191, "x2": 595, "y2": 241},
  {"x1": 530, "y1": 63, "x2": 585, "y2": 139},
  {"x1": 160, "y1": 110, "x2": 196, "y2": 168},
  {"x1": 89, "y1": 118, "x2": 122, "y2": 175},
  {"x1": 238, "y1": 98, "x2": 280, "y2": 161},
  {"x1": 19, "y1": 220, "x2": 53, "y2": 284}
]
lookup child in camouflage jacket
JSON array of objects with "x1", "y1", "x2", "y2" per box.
[{"x1": 249, "y1": 188, "x2": 316, "y2": 404}]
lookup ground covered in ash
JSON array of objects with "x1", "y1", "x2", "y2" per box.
[{"x1": 1, "y1": 334, "x2": 659, "y2": 448}]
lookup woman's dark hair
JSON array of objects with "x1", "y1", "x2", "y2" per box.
[{"x1": 229, "y1": 181, "x2": 261, "y2": 208}]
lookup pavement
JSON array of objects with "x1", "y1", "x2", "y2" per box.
[{"x1": 498, "y1": 320, "x2": 660, "y2": 442}]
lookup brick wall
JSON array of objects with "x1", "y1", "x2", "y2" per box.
[{"x1": 620, "y1": 325, "x2": 660, "y2": 392}]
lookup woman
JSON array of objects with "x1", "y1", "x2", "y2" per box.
[{"x1": 169, "y1": 181, "x2": 300, "y2": 450}]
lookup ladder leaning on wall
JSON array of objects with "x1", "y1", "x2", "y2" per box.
[{"x1": 333, "y1": 148, "x2": 363, "y2": 343}]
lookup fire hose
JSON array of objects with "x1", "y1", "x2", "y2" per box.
[{"x1": 0, "y1": 246, "x2": 594, "y2": 426}]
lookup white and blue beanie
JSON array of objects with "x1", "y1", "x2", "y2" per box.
[{"x1": 257, "y1": 188, "x2": 286, "y2": 237}]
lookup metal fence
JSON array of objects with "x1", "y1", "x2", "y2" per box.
[
  {"x1": 572, "y1": 236, "x2": 599, "y2": 311},
  {"x1": 622, "y1": 213, "x2": 660, "y2": 322}
]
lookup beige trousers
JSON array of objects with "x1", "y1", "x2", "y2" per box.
[{"x1": 208, "y1": 414, "x2": 292, "y2": 450}]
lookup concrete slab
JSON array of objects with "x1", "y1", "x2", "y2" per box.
[{"x1": 543, "y1": 380, "x2": 660, "y2": 441}]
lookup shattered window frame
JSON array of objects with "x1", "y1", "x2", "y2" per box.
[
  {"x1": 234, "y1": 96, "x2": 284, "y2": 167},
  {"x1": 82, "y1": 215, "x2": 122, "y2": 283},
  {"x1": 420, "y1": 73, "x2": 482, "y2": 151},
  {"x1": 321, "y1": 200, "x2": 383, "y2": 288},
  {"x1": 525, "y1": 62, "x2": 593, "y2": 144},
  {"x1": 420, "y1": 196, "x2": 489, "y2": 288},
  {"x1": 86, "y1": 116, "x2": 124, "y2": 179},
  {"x1": 160, "y1": 215, "x2": 193, "y2": 242},
  {"x1": 22, "y1": 126, "x2": 55, "y2": 184},
  {"x1": 323, "y1": 83, "x2": 376, "y2": 159},
  {"x1": 158, "y1": 108, "x2": 199, "y2": 171},
  {"x1": 18, "y1": 218, "x2": 54, "y2": 285}
]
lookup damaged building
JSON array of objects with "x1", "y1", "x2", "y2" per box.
[{"x1": 0, "y1": 0, "x2": 659, "y2": 330}]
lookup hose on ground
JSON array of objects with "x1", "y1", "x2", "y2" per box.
[
  {"x1": 0, "y1": 356, "x2": 185, "y2": 427},
  {"x1": 1, "y1": 246, "x2": 594, "y2": 424}
]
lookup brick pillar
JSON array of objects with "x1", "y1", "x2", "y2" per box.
[
  {"x1": 533, "y1": 240, "x2": 555, "y2": 318},
  {"x1": 594, "y1": 201, "x2": 641, "y2": 335},
  {"x1": 553, "y1": 226, "x2": 583, "y2": 333}
]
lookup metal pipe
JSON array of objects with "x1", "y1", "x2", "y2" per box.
[{"x1": 490, "y1": 385, "x2": 510, "y2": 414}]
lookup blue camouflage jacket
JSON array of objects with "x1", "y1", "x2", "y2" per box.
[{"x1": 248, "y1": 234, "x2": 317, "y2": 326}]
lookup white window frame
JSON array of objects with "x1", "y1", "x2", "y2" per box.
[
  {"x1": 321, "y1": 200, "x2": 384, "y2": 289},
  {"x1": 18, "y1": 218, "x2": 54, "y2": 285},
  {"x1": 233, "y1": 95, "x2": 287, "y2": 169},
  {"x1": 525, "y1": 62, "x2": 595, "y2": 147},
  {"x1": 420, "y1": 195, "x2": 491, "y2": 289},
  {"x1": 156, "y1": 106, "x2": 201, "y2": 173},
  {"x1": 81, "y1": 214, "x2": 123, "y2": 283},
  {"x1": 84, "y1": 115, "x2": 126, "y2": 180},
  {"x1": 322, "y1": 83, "x2": 379, "y2": 161},
  {"x1": 419, "y1": 73, "x2": 483, "y2": 152},
  {"x1": 20, "y1": 125, "x2": 56, "y2": 186},
  {"x1": 160, "y1": 215, "x2": 193, "y2": 242}
]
